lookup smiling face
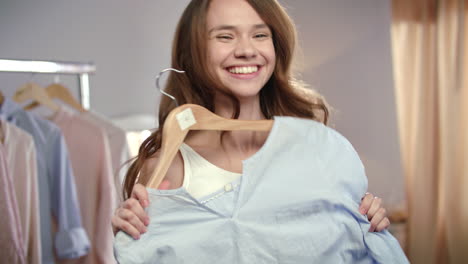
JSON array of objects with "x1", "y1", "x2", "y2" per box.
[{"x1": 206, "y1": 0, "x2": 276, "y2": 102}]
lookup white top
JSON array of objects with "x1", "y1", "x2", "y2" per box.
[{"x1": 180, "y1": 143, "x2": 241, "y2": 199}]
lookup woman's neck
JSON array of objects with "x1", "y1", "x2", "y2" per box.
[
  {"x1": 195, "y1": 95, "x2": 269, "y2": 155},
  {"x1": 184, "y1": 95, "x2": 271, "y2": 169},
  {"x1": 214, "y1": 94, "x2": 265, "y2": 120}
]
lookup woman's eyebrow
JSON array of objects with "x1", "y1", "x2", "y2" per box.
[
  {"x1": 208, "y1": 23, "x2": 269, "y2": 34},
  {"x1": 208, "y1": 25, "x2": 236, "y2": 34}
]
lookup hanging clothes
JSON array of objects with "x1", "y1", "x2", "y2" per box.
[
  {"x1": 81, "y1": 110, "x2": 130, "y2": 205},
  {"x1": 2, "y1": 120, "x2": 42, "y2": 263},
  {"x1": 0, "y1": 125, "x2": 26, "y2": 264},
  {"x1": 50, "y1": 107, "x2": 116, "y2": 264},
  {"x1": 114, "y1": 117, "x2": 409, "y2": 263},
  {"x1": 0, "y1": 98, "x2": 90, "y2": 264}
]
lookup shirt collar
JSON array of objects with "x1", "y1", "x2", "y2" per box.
[{"x1": 0, "y1": 97, "x2": 22, "y2": 121}]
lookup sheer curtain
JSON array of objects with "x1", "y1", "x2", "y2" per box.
[{"x1": 391, "y1": 0, "x2": 467, "y2": 263}]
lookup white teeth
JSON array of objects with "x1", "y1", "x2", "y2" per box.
[{"x1": 228, "y1": 66, "x2": 258, "y2": 74}]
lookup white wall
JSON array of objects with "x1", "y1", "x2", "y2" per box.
[
  {"x1": 0, "y1": 0, "x2": 405, "y2": 209},
  {"x1": 284, "y1": 0, "x2": 405, "y2": 208},
  {"x1": 0, "y1": 0, "x2": 190, "y2": 118}
]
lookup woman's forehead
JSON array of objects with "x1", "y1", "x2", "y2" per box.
[{"x1": 206, "y1": 0, "x2": 266, "y2": 29}]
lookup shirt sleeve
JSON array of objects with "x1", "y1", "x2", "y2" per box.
[
  {"x1": 324, "y1": 128, "x2": 409, "y2": 263},
  {"x1": 325, "y1": 128, "x2": 368, "y2": 203},
  {"x1": 47, "y1": 130, "x2": 90, "y2": 259}
]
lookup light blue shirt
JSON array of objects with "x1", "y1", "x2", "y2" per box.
[
  {"x1": 114, "y1": 117, "x2": 409, "y2": 263},
  {"x1": 1, "y1": 98, "x2": 90, "y2": 264}
]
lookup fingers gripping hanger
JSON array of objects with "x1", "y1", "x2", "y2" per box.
[{"x1": 144, "y1": 68, "x2": 274, "y2": 189}]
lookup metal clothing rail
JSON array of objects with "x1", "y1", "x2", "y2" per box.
[{"x1": 0, "y1": 58, "x2": 96, "y2": 110}]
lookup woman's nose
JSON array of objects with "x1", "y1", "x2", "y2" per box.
[{"x1": 234, "y1": 38, "x2": 257, "y2": 59}]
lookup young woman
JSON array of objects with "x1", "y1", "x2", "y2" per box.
[{"x1": 113, "y1": 0, "x2": 406, "y2": 262}]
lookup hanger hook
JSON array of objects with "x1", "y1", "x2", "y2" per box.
[
  {"x1": 53, "y1": 74, "x2": 60, "y2": 84},
  {"x1": 29, "y1": 73, "x2": 36, "y2": 82},
  {"x1": 155, "y1": 68, "x2": 185, "y2": 107}
]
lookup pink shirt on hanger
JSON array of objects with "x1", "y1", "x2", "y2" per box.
[
  {"x1": 50, "y1": 107, "x2": 116, "y2": 264},
  {"x1": 2, "y1": 121, "x2": 42, "y2": 264},
  {"x1": 0, "y1": 122, "x2": 26, "y2": 264},
  {"x1": 81, "y1": 111, "x2": 130, "y2": 206}
]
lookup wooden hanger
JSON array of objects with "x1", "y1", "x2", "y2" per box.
[
  {"x1": 13, "y1": 82, "x2": 59, "y2": 112},
  {"x1": 24, "y1": 83, "x2": 86, "y2": 112},
  {"x1": 144, "y1": 104, "x2": 274, "y2": 189},
  {"x1": 0, "y1": 90, "x2": 4, "y2": 106},
  {"x1": 143, "y1": 68, "x2": 273, "y2": 189}
]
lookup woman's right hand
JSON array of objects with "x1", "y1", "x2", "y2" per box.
[{"x1": 111, "y1": 180, "x2": 171, "y2": 239}]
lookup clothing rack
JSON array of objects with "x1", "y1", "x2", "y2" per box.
[{"x1": 0, "y1": 58, "x2": 96, "y2": 110}]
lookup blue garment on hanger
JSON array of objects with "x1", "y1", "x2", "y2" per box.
[
  {"x1": 114, "y1": 117, "x2": 409, "y2": 264},
  {"x1": 0, "y1": 98, "x2": 90, "y2": 264}
]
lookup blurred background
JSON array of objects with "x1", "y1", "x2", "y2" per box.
[{"x1": 0, "y1": 0, "x2": 466, "y2": 263}]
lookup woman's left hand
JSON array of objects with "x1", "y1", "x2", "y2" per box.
[{"x1": 359, "y1": 192, "x2": 390, "y2": 232}]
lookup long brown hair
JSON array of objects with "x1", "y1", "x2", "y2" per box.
[{"x1": 123, "y1": 0, "x2": 329, "y2": 199}]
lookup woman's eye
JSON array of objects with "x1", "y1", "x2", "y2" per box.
[
  {"x1": 254, "y1": 33, "x2": 269, "y2": 39},
  {"x1": 216, "y1": 35, "x2": 233, "y2": 40}
]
